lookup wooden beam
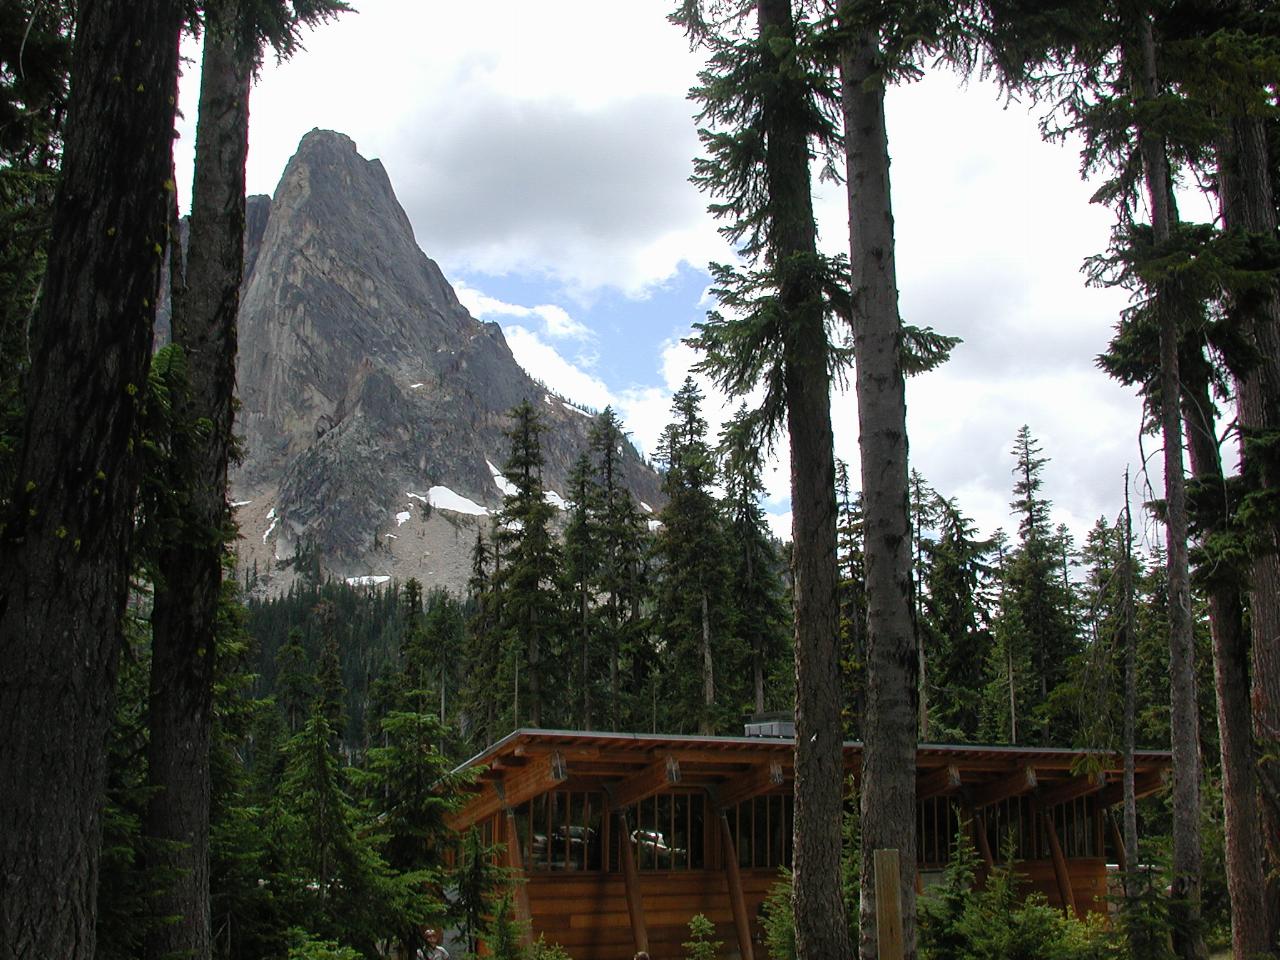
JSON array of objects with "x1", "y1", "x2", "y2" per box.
[
  {"x1": 503, "y1": 807, "x2": 534, "y2": 949},
  {"x1": 715, "y1": 760, "x2": 788, "y2": 810},
  {"x1": 1097, "y1": 769, "x2": 1167, "y2": 807},
  {"x1": 611, "y1": 754, "x2": 681, "y2": 809},
  {"x1": 917, "y1": 764, "x2": 961, "y2": 800},
  {"x1": 446, "y1": 751, "x2": 568, "y2": 830},
  {"x1": 719, "y1": 812, "x2": 755, "y2": 960},
  {"x1": 1037, "y1": 770, "x2": 1106, "y2": 808},
  {"x1": 962, "y1": 801, "x2": 994, "y2": 871},
  {"x1": 1107, "y1": 810, "x2": 1128, "y2": 873},
  {"x1": 617, "y1": 807, "x2": 650, "y2": 955},
  {"x1": 1039, "y1": 807, "x2": 1077, "y2": 918},
  {"x1": 971, "y1": 765, "x2": 1036, "y2": 808}
]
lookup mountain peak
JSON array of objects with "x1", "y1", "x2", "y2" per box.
[{"x1": 231, "y1": 131, "x2": 661, "y2": 594}]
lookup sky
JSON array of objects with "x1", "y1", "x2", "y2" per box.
[{"x1": 174, "y1": 0, "x2": 1211, "y2": 554}]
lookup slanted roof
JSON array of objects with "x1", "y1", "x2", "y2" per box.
[{"x1": 447, "y1": 728, "x2": 1171, "y2": 832}]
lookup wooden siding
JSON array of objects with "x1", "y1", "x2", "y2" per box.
[
  {"x1": 522, "y1": 860, "x2": 1109, "y2": 960},
  {"x1": 525, "y1": 869, "x2": 779, "y2": 960}
]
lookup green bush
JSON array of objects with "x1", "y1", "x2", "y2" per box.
[
  {"x1": 683, "y1": 913, "x2": 723, "y2": 960},
  {"x1": 761, "y1": 786, "x2": 861, "y2": 958},
  {"x1": 760, "y1": 869, "x2": 796, "y2": 960},
  {"x1": 919, "y1": 819, "x2": 1120, "y2": 960},
  {"x1": 285, "y1": 928, "x2": 363, "y2": 960}
]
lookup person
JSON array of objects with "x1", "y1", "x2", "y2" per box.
[
  {"x1": 633, "y1": 953, "x2": 651, "y2": 960},
  {"x1": 418, "y1": 927, "x2": 449, "y2": 960}
]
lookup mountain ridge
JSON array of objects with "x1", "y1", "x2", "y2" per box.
[{"x1": 229, "y1": 128, "x2": 662, "y2": 595}]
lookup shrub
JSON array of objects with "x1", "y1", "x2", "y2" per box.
[
  {"x1": 919, "y1": 817, "x2": 1123, "y2": 960},
  {"x1": 760, "y1": 870, "x2": 796, "y2": 960},
  {"x1": 683, "y1": 913, "x2": 722, "y2": 960}
]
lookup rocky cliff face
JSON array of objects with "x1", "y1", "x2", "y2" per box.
[{"x1": 230, "y1": 129, "x2": 661, "y2": 594}]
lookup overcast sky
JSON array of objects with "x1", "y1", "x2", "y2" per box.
[{"x1": 175, "y1": 0, "x2": 1209, "y2": 554}]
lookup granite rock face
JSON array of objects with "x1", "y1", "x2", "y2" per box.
[{"x1": 230, "y1": 129, "x2": 660, "y2": 594}]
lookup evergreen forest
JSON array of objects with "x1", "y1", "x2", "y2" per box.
[{"x1": 0, "y1": 1, "x2": 1278, "y2": 960}]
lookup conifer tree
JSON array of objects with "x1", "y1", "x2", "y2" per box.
[
  {"x1": 670, "y1": 0, "x2": 851, "y2": 948},
  {"x1": 277, "y1": 626, "x2": 316, "y2": 734},
  {"x1": 588, "y1": 407, "x2": 652, "y2": 728},
  {"x1": 0, "y1": 1, "x2": 184, "y2": 952},
  {"x1": 720, "y1": 404, "x2": 791, "y2": 715},
  {"x1": 654, "y1": 377, "x2": 734, "y2": 734},
  {"x1": 1204, "y1": 11, "x2": 1280, "y2": 940},
  {"x1": 492, "y1": 399, "x2": 562, "y2": 729},
  {"x1": 908, "y1": 471, "x2": 939, "y2": 738},
  {"x1": 272, "y1": 708, "x2": 409, "y2": 956},
  {"x1": 561, "y1": 451, "x2": 605, "y2": 728},
  {"x1": 462, "y1": 528, "x2": 502, "y2": 748},
  {"x1": 999, "y1": 427, "x2": 1080, "y2": 743},
  {"x1": 145, "y1": 3, "x2": 348, "y2": 954},
  {"x1": 836, "y1": 460, "x2": 867, "y2": 736},
  {"x1": 980, "y1": 5, "x2": 1213, "y2": 947},
  {"x1": 921, "y1": 495, "x2": 994, "y2": 742},
  {"x1": 0, "y1": 0, "x2": 70, "y2": 495},
  {"x1": 981, "y1": 531, "x2": 1033, "y2": 744}
]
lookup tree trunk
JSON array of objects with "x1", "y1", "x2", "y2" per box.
[
  {"x1": 701, "y1": 588, "x2": 715, "y2": 734},
  {"x1": 1182, "y1": 360, "x2": 1271, "y2": 958},
  {"x1": 841, "y1": 23, "x2": 918, "y2": 960},
  {"x1": 1219, "y1": 110, "x2": 1280, "y2": 952},
  {"x1": 754, "y1": 1, "x2": 851, "y2": 957},
  {"x1": 145, "y1": 8, "x2": 251, "y2": 960},
  {"x1": 0, "y1": 0, "x2": 183, "y2": 955},
  {"x1": 1121, "y1": 473, "x2": 1140, "y2": 895},
  {"x1": 1134, "y1": 16, "x2": 1207, "y2": 959}
]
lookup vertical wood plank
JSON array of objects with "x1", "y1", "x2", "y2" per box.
[{"x1": 874, "y1": 848, "x2": 905, "y2": 960}]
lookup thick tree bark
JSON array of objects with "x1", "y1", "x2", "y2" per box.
[
  {"x1": 145, "y1": 7, "x2": 251, "y2": 960},
  {"x1": 1134, "y1": 17, "x2": 1207, "y2": 960},
  {"x1": 1218, "y1": 111, "x2": 1280, "y2": 953},
  {"x1": 0, "y1": 0, "x2": 183, "y2": 955},
  {"x1": 1182, "y1": 363, "x2": 1271, "y2": 958},
  {"x1": 754, "y1": 1, "x2": 851, "y2": 957},
  {"x1": 841, "y1": 24, "x2": 918, "y2": 960}
]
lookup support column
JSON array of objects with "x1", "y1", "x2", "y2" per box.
[
  {"x1": 502, "y1": 804, "x2": 535, "y2": 948},
  {"x1": 1040, "y1": 808, "x2": 1077, "y2": 918},
  {"x1": 718, "y1": 811, "x2": 755, "y2": 960},
  {"x1": 617, "y1": 807, "x2": 650, "y2": 956},
  {"x1": 1107, "y1": 809, "x2": 1128, "y2": 873},
  {"x1": 966, "y1": 801, "x2": 994, "y2": 872}
]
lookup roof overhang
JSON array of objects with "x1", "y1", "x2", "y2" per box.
[{"x1": 445, "y1": 728, "x2": 1171, "y2": 832}]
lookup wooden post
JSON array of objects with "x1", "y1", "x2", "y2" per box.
[
  {"x1": 616, "y1": 807, "x2": 650, "y2": 955},
  {"x1": 1107, "y1": 810, "x2": 1128, "y2": 873},
  {"x1": 874, "y1": 849, "x2": 905, "y2": 960},
  {"x1": 966, "y1": 802, "x2": 995, "y2": 872},
  {"x1": 502, "y1": 807, "x2": 535, "y2": 948},
  {"x1": 1039, "y1": 808, "x2": 1077, "y2": 918},
  {"x1": 719, "y1": 812, "x2": 755, "y2": 960}
]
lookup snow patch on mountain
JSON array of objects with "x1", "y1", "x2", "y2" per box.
[
  {"x1": 427, "y1": 486, "x2": 489, "y2": 516},
  {"x1": 487, "y1": 459, "x2": 517, "y2": 497}
]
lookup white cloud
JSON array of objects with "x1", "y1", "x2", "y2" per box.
[
  {"x1": 501, "y1": 325, "x2": 613, "y2": 412},
  {"x1": 169, "y1": 6, "x2": 1176, "y2": 556},
  {"x1": 454, "y1": 281, "x2": 592, "y2": 342}
]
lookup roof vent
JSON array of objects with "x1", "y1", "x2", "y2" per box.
[{"x1": 744, "y1": 712, "x2": 795, "y2": 738}]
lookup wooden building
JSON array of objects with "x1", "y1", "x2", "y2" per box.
[{"x1": 445, "y1": 729, "x2": 1170, "y2": 960}]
